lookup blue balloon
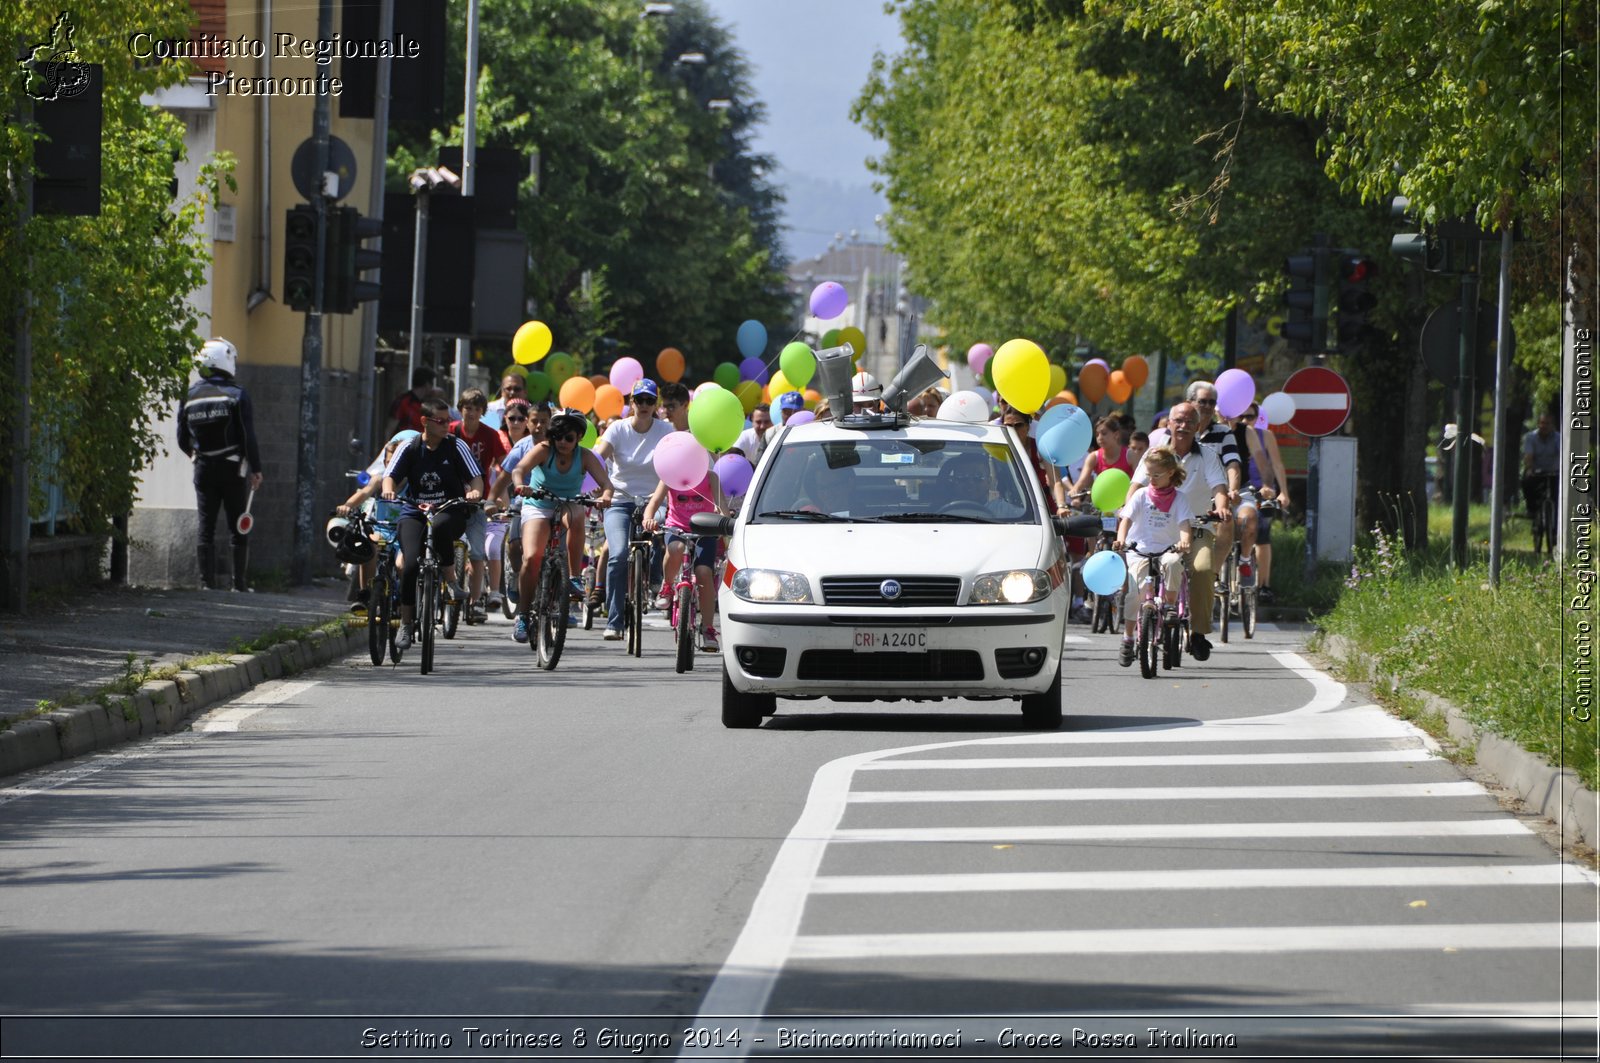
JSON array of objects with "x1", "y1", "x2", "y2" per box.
[
  {"x1": 736, "y1": 319, "x2": 768, "y2": 359},
  {"x1": 1037, "y1": 405, "x2": 1092, "y2": 466},
  {"x1": 1082, "y1": 550, "x2": 1128, "y2": 597},
  {"x1": 1037, "y1": 402, "x2": 1076, "y2": 435}
]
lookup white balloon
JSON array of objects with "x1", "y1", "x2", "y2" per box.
[
  {"x1": 1260, "y1": 391, "x2": 1297, "y2": 425},
  {"x1": 938, "y1": 390, "x2": 992, "y2": 424}
]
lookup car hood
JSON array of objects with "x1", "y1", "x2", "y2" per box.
[{"x1": 735, "y1": 522, "x2": 1053, "y2": 577}]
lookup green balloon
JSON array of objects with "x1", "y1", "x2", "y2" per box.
[
  {"x1": 821, "y1": 328, "x2": 842, "y2": 350},
  {"x1": 545, "y1": 353, "x2": 577, "y2": 389},
  {"x1": 779, "y1": 341, "x2": 816, "y2": 388},
  {"x1": 688, "y1": 387, "x2": 744, "y2": 452},
  {"x1": 581, "y1": 416, "x2": 598, "y2": 448},
  {"x1": 1091, "y1": 468, "x2": 1132, "y2": 514},
  {"x1": 713, "y1": 361, "x2": 742, "y2": 391},
  {"x1": 523, "y1": 370, "x2": 551, "y2": 403},
  {"x1": 981, "y1": 356, "x2": 996, "y2": 391}
]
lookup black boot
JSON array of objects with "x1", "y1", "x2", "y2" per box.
[{"x1": 231, "y1": 541, "x2": 250, "y2": 592}]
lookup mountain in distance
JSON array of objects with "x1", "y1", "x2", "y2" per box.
[{"x1": 774, "y1": 166, "x2": 890, "y2": 262}]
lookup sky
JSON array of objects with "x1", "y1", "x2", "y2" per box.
[{"x1": 697, "y1": 0, "x2": 904, "y2": 260}]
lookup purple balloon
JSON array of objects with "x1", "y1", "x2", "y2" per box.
[
  {"x1": 714, "y1": 453, "x2": 754, "y2": 497},
  {"x1": 1214, "y1": 368, "x2": 1256, "y2": 419},
  {"x1": 810, "y1": 281, "x2": 849, "y2": 320},
  {"x1": 582, "y1": 473, "x2": 598, "y2": 493},
  {"x1": 739, "y1": 356, "x2": 769, "y2": 384},
  {"x1": 968, "y1": 342, "x2": 994, "y2": 379},
  {"x1": 785, "y1": 410, "x2": 816, "y2": 427},
  {"x1": 1086, "y1": 358, "x2": 1110, "y2": 371}
]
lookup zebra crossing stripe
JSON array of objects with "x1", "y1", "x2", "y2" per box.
[
  {"x1": 861, "y1": 749, "x2": 1435, "y2": 769},
  {"x1": 832, "y1": 820, "x2": 1532, "y2": 843},
  {"x1": 846, "y1": 781, "x2": 1483, "y2": 802}
]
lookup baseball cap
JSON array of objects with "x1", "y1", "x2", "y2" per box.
[
  {"x1": 851, "y1": 371, "x2": 882, "y2": 403},
  {"x1": 630, "y1": 378, "x2": 658, "y2": 399},
  {"x1": 776, "y1": 391, "x2": 806, "y2": 411}
]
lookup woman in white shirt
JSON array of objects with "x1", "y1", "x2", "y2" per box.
[{"x1": 592, "y1": 379, "x2": 675, "y2": 640}]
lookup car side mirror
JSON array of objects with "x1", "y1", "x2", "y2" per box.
[
  {"x1": 690, "y1": 511, "x2": 735, "y2": 536},
  {"x1": 1053, "y1": 513, "x2": 1104, "y2": 538}
]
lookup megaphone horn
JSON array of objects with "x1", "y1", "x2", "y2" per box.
[{"x1": 882, "y1": 344, "x2": 948, "y2": 412}]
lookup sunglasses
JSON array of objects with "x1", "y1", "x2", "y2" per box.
[
  {"x1": 505, "y1": 416, "x2": 528, "y2": 424},
  {"x1": 661, "y1": 402, "x2": 682, "y2": 412},
  {"x1": 633, "y1": 395, "x2": 658, "y2": 405},
  {"x1": 424, "y1": 415, "x2": 450, "y2": 425},
  {"x1": 1195, "y1": 399, "x2": 1217, "y2": 406},
  {"x1": 503, "y1": 386, "x2": 525, "y2": 393},
  {"x1": 550, "y1": 432, "x2": 579, "y2": 443}
]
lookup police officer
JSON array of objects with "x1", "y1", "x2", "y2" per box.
[{"x1": 177, "y1": 338, "x2": 263, "y2": 590}]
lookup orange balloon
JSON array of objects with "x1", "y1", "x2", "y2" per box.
[
  {"x1": 588, "y1": 373, "x2": 608, "y2": 389},
  {"x1": 657, "y1": 347, "x2": 685, "y2": 382},
  {"x1": 1121, "y1": 355, "x2": 1149, "y2": 391},
  {"x1": 1107, "y1": 370, "x2": 1133, "y2": 404},
  {"x1": 1044, "y1": 390, "x2": 1079, "y2": 409},
  {"x1": 804, "y1": 388, "x2": 821, "y2": 409},
  {"x1": 1078, "y1": 363, "x2": 1109, "y2": 404},
  {"x1": 559, "y1": 375, "x2": 596, "y2": 414},
  {"x1": 593, "y1": 384, "x2": 624, "y2": 420}
]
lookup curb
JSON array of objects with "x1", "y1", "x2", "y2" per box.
[
  {"x1": 1318, "y1": 632, "x2": 1598, "y2": 849},
  {"x1": 0, "y1": 621, "x2": 365, "y2": 780}
]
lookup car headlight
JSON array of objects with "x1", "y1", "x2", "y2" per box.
[
  {"x1": 731, "y1": 568, "x2": 814, "y2": 603},
  {"x1": 969, "y1": 569, "x2": 1051, "y2": 605}
]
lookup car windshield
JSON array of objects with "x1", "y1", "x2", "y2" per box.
[{"x1": 749, "y1": 437, "x2": 1038, "y2": 524}]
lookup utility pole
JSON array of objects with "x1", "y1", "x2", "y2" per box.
[
  {"x1": 355, "y1": 0, "x2": 394, "y2": 457},
  {"x1": 1451, "y1": 241, "x2": 1483, "y2": 571},
  {"x1": 3, "y1": 95, "x2": 34, "y2": 611},
  {"x1": 450, "y1": 0, "x2": 481, "y2": 399}
]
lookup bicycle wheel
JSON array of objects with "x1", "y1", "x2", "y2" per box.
[
  {"x1": 419, "y1": 568, "x2": 438, "y2": 675},
  {"x1": 1168, "y1": 616, "x2": 1185, "y2": 669},
  {"x1": 367, "y1": 571, "x2": 387, "y2": 666},
  {"x1": 675, "y1": 583, "x2": 695, "y2": 674},
  {"x1": 1242, "y1": 586, "x2": 1258, "y2": 639},
  {"x1": 501, "y1": 526, "x2": 520, "y2": 618},
  {"x1": 387, "y1": 575, "x2": 403, "y2": 664},
  {"x1": 536, "y1": 555, "x2": 568, "y2": 671},
  {"x1": 1137, "y1": 604, "x2": 1157, "y2": 679},
  {"x1": 629, "y1": 545, "x2": 649, "y2": 658},
  {"x1": 1219, "y1": 559, "x2": 1233, "y2": 645},
  {"x1": 581, "y1": 562, "x2": 597, "y2": 630},
  {"x1": 442, "y1": 542, "x2": 465, "y2": 638}
]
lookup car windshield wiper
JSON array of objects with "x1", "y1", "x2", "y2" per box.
[
  {"x1": 755, "y1": 509, "x2": 852, "y2": 523},
  {"x1": 878, "y1": 512, "x2": 998, "y2": 524}
]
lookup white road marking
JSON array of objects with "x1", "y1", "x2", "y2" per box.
[
  {"x1": 195, "y1": 680, "x2": 319, "y2": 732},
  {"x1": 861, "y1": 749, "x2": 1435, "y2": 769},
  {"x1": 810, "y1": 864, "x2": 1600, "y2": 894},
  {"x1": 831, "y1": 819, "x2": 1532, "y2": 844},
  {"x1": 789, "y1": 921, "x2": 1599, "y2": 961},
  {"x1": 846, "y1": 781, "x2": 1485, "y2": 802}
]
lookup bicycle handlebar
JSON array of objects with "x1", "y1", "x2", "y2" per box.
[{"x1": 524, "y1": 487, "x2": 602, "y2": 507}]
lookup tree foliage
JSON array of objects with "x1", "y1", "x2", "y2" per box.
[{"x1": 1, "y1": 2, "x2": 228, "y2": 536}]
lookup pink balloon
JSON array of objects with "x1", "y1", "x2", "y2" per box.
[
  {"x1": 609, "y1": 357, "x2": 644, "y2": 392},
  {"x1": 967, "y1": 343, "x2": 995, "y2": 379},
  {"x1": 785, "y1": 410, "x2": 816, "y2": 426},
  {"x1": 652, "y1": 432, "x2": 710, "y2": 491},
  {"x1": 714, "y1": 453, "x2": 754, "y2": 497},
  {"x1": 810, "y1": 281, "x2": 849, "y2": 319},
  {"x1": 1214, "y1": 368, "x2": 1256, "y2": 419}
]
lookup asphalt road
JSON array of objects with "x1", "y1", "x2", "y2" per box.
[{"x1": 0, "y1": 613, "x2": 1594, "y2": 1061}]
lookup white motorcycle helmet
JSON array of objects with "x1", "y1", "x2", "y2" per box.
[{"x1": 198, "y1": 337, "x2": 238, "y2": 377}]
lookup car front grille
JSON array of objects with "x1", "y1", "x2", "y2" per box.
[
  {"x1": 820, "y1": 576, "x2": 962, "y2": 606},
  {"x1": 796, "y1": 649, "x2": 984, "y2": 682}
]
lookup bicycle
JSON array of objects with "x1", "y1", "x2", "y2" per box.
[
  {"x1": 361, "y1": 500, "x2": 404, "y2": 666},
  {"x1": 1525, "y1": 473, "x2": 1557, "y2": 559},
  {"x1": 1127, "y1": 546, "x2": 1181, "y2": 679},
  {"x1": 664, "y1": 533, "x2": 719, "y2": 674},
  {"x1": 1078, "y1": 506, "x2": 1124, "y2": 635},
  {"x1": 624, "y1": 511, "x2": 659, "y2": 658},
  {"x1": 580, "y1": 511, "x2": 604, "y2": 631},
  {"x1": 1216, "y1": 498, "x2": 1279, "y2": 643},
  {"x1": 518, "y1": 488, "x2": 600, "y2": 670},
  {"x1": 408, "y1": 498, "x2": 481, "y2": 675}
]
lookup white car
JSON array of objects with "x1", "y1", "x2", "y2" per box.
[{"x1": 694, "y1": 415, "x2": 1096, "y2": 729}]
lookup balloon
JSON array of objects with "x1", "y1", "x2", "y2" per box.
[
  {"x1": 967, "y1": 343, "x2": 995, "y2": 380},
  {"x1": 544, "y1": 353, "x2": 577, "y2": 389},
  {"x1": 656, "y1": 347, "x2": 685, "y2": 383},
  {"x1": 524, "y1": 370, "x2": 551, "y2": 403},
  {"x1": 1037, "y1": 401, "x2": 1077, "y2": 436},
  {"x1": 779, "y1": 341, "x2": 816, "y2": 388},
  {"x1": 1260, "y1": 391, "x2": 1297, "y2": 425},
  {"x1": 981, "y1": 356, "x2": 996, "y2": 391},
  {"x1": 653, "y1": 432, "x2": 711, "y2": 491},
  {"x1": 593, "y1": 384, "x2": 625, "y2": 420},
  {"x1": 713, "y1": 361, "x2": 742, "y2": 391},
  {"x1": 1091, "y1": 468, "x2": 1132, "y2": 514},
  {"x1": 687, "y1": 386, "x2": 745, "y2": 452},
  {"x1": 581, "y1": 417, "x2": 598, "y2": 447},
  {"x1": 1086, "y1": 358, "x2": 1110, "y2": 371},
  {"x1": 803, "y1": 388, "x2": 821, "y2": 409},
  {"x1": 938, "y1": 390, "x2": 991, "y2": 423},
  {"x1": 500, "y1": 364, "x2": 529, "y2": 382},
  {"x1": 837, "y1": 326, "x2": 867, "y2": 361},
  {"x1": 1082, "y1": 550, "x2": 1129, "y2": 597},
  {"x1": 992, "y1": 338, "x2": 1050, "y2": 414},
  {"x1": 768, "y1": 369, "x2": 797, "y2": 397},
  {"x1": 1214, "y1": 368, "x2": 1256, "y2": 418},
  {"x1": 582, "y1": 473, "x2": 598, "y2": 493},
  {"x1": 1037, "y1": 404, "x2": 1093, "y2": 467},
  {"x1": 588, "y1": 373, "x2": 608, "y2": 389},
  {"x1": 821, "y1": 327, "x2": 841, "y2": 349},
  {"x1": 714, "y1": 453, "x2": 754, "y2": 497},
  {"x1": 512, "y1": 320, "x2": 553, "y2": 364},
  {"x1": 738, "y1": 356, "x2": 768, "y2": 384},
  {"x1": 1077, "y1": 362, "x2": 1109, "y2": 404},
  {"x1": 810, "y1": 281, "x2": 849, "y2": 319},
  {"x1": 694, "y1": 381, "x2": 722, "y2": 399},
  {"x1": 734, "y1": 379, "x2": 763, "y2": 413},
  {"x1": 1044, "y1": 390, "x2": 1077, "y2": 409},
  {"x1": 1107, "y1": 370, "x2": 1133, "y2": 404},
  {"x1": 736, "y1": 319, "x2": 767, "y2": 359},
  {"x1": 785, "y1": 410, "x2": 816, "y2": 426},
  {"x1": 1048, "y1": 363, "x2": 1067, "y2": 398},
  {"x1": 559, "y1": 375, "x2": 596, "y2": 414},
  {"x1": 609, "y1": 357, "x2": 644, "y2": 392},
  {"x1": 1121, "y1": 355, "x2": 1149, "y2": 391}
]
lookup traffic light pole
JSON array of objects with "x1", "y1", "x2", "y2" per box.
[
  {"x1": 291, "y1": 0, "x2": 334, "y2": 586},
  {"x1": 1451, "y1": 244, "x2": 1482, "y2": 571},
  {"x1": 1487, "y1": 226, "x2": 1514, "y2": 585},
  {"x1": 355, "y1": 0, "x2": 394, "y2": 457}
]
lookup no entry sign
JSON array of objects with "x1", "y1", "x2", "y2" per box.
[{"x1": 1284, "y1": 366, "x2": 1352, "y2": 437}]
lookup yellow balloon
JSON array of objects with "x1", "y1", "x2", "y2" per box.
[
  {"x1": 1048, "y1": 363, "x2": 1067, "y2": 398},
  {"x1": 734, "y1": 380, "x2": 763, "y2": 414},
  {"x1": 992, "y1": 338, "x2": 1050, "y2": 413},
  {"x1": 512, "y1": 320, "x2": 553, "y2": 364},
  {"x1": 837, "y1": 326, "x2": 867, "y2": 362},
  {"x1": 769, "y1": 369, "x2": 797, "y2": 396}
]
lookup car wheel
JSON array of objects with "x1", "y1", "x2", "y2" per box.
[
  {"x1": 1019, "y1": 660, "x2": 1062, "y2": 729},
  {"x1": 721, "y1": 664, "x2": 772, "y2": 728}
]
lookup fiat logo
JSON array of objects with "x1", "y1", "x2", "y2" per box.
[{"x1": 879, "y1": 579, "x2": 902, "y2": 600}]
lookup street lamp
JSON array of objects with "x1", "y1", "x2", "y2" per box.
[
  {"x1": 406, "y1": 165, "x2": 462, "y2": 395},
  {"x1": 674, "y1": 51, "x2": 707, "y2": 65}
]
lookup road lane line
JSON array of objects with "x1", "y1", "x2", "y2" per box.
[
  {"x1": 846, "y1": 781, "x2": 1485, "y2": 802},
  {"x1": 788, "y1": 921, "x2": 1600, "y2": 960},
  {"x1": 861, "y1": 749, "x2": 1435, "y2": 769},
  {"x1": 196, "y1": 680, "x2": 320, "y2": 733},
  {"x1": 810, "y1": 864, "x2": 1599, "y2": 894},
  {"x1": 832, "y1": 820, "x2": 1532, "y2": 843}
]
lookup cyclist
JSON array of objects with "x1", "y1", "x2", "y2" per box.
[
  {"x1": 1184, "y1": 381, "x2": 1244, "y2": 574},
  {"x1": 508, "y1": 409, "x2": 614, "y2": 643},
  {"x1": 1126, "y1": 429, "x2": 1150, "y2": 474},
  {"x1": 484, "y1": 398, "x2": 535, "y2": 612},
  {"x1": 593, "y1": 379, "x2": 674, "y2": 641},
  {"x1": 335, "y1": 429, "x2": 420, "y2": 610},
  {"x1": 1069, "y1": 414, "x2": 1134, "y2": 500},
  {"x1": 451, "y1": 388, "x2": 509, "y2": 623},
  {"x1": 643, "y1": 461, "x2": 726, "y2": 652},
  {"x1": 732, "y1": 403, "x2": 774, "y2": 465},
  {"x1": 1127, "y1": 401, "x2": 1230, "y2": 661},
  {"x1": 1232, "y1": 402, "x2": 1291, "y2": 604},
  {"x1": 1522, "y1": 412, "x2": 1559, "y2": 557},
  {"x1": 1113, "y1": 446, "x2": 1195, "y2": 667},
  {"x1": 659, "y1": 382, "x2": 692, "y2": 431},
  {"x1": 382, "y1": 397, "x2": 484, "y2": 657}
]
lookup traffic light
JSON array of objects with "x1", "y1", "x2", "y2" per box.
[
  {"x1": 1333, "y1": 252, "x2": 1377, "y2": 346},
  {"x1": 1389, "y1": 195, "x2": 1448, "y2": 272},
  {"x1": 1279, "y1": 248, "x2": 1329, "y2": 352},
  {"x1": 325, "y1": 206, "x2": 383, "y2": 314},
  {"x1": 283, "y1": 204, "x2": 319, "y2": 312}
]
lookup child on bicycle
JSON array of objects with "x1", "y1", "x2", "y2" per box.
[
  {"x1": 1112, "y1": 445, "x2": 1194, "y2": 668},
  {"x1": 333, "y1": 430, "x2": 419, "y2": 610},
  {"x1": 643, "y1": 461, "x2": 727, "y2": 652}
]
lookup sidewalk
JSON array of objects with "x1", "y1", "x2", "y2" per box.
[{"x1": 0, "y1": 581, "x2": 354, "y2": 717}]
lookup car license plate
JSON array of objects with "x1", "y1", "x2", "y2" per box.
[{"x1": 853, "y1": 628, "x2": 927, "y2": 652}]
